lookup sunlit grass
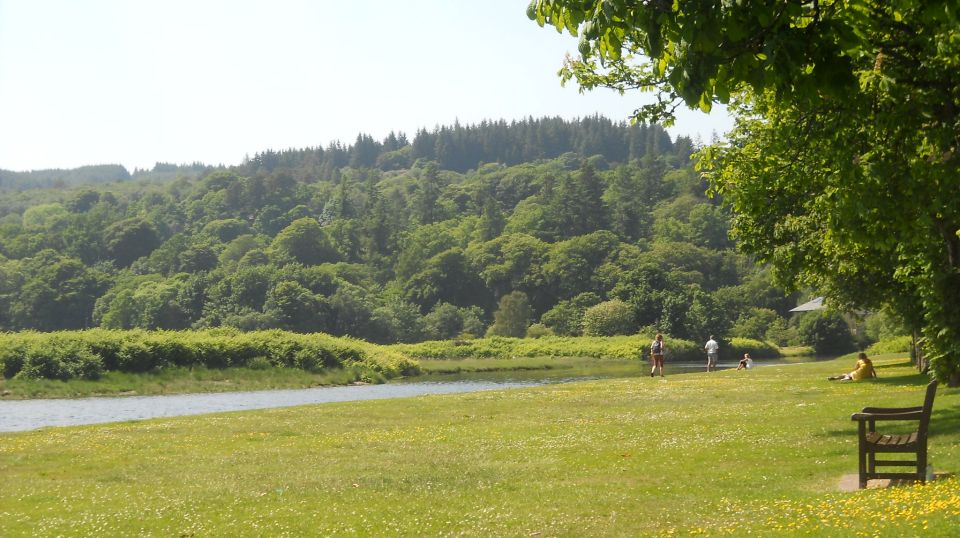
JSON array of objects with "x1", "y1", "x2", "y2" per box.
[{"x1": 1, "y1": 354, "x2": 957, "y2": 536}]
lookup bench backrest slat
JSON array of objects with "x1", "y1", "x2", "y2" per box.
[{"x1": 918, "y1": 379, "x2": 938, "y2": 438}]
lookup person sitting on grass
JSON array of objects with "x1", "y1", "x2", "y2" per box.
[
  {"x1": 736, "y1": 353, "x2": 753, "y2": 371},
  {"x1": 828, "y1": 352, "x2": 878, "y2": 381}
]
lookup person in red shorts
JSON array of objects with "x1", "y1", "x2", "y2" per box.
[{"x1": 650, "y1": 333, "x2": 665, "y2": 377}]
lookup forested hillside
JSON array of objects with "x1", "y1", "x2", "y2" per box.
[{"x1": 0, "y1": 117, "x2": 806, "y2": 344}]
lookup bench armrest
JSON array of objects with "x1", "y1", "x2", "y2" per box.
[
  {"x1": 851, "y1": 410, "x2": 923, "y2": 421},
  {"x1": 859, "y1": 406, "x2": 922, "y2": 414}
]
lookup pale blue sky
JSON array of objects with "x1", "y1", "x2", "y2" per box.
[{"x1": 0, "y1": 0, "x2": 732, "y2": 172}]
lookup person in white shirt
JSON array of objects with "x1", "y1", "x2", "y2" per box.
[{"x1": 704, "y1": 335, "x2": 719, "y2": 372}]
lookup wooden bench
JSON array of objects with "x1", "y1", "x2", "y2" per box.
[{"x1": 851, "y1": 380, "x2": 938, "y2": 489}]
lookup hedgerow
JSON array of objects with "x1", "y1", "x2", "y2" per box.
[
  {"x1": 866, "y1": 335, "x2": 912, "y2": 355},
  {"x1": 0, "y1": 329, "x2": 419, "y2": 382},
  {"x1": 728, "y1": 337, "x2": 780, "y2": 359}
]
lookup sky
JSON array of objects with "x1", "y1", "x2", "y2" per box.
[{"x1": 0, "y1": 0, "x2": 733, "y2": 172}]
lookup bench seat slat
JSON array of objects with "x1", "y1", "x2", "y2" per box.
[{"x1": 865, "y1": 432, "x2": 917, "y2": 448}]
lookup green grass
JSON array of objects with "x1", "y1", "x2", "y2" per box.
[
  {"x1": 1, "y1": 354, "x2": 958, "y2": 536},
  {"x1": 0, "y1": 365, "x2": 376, "y2": 400}
]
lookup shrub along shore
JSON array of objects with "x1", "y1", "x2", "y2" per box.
[
  {"x1": 1, "y1": 354, "x2": 956, "y2": 536},
  {"x1": 1, "y1": 331, "x2": 779, "y2": 399},
  {"x1": 0, "y1": 329, "x2": 418, "y2": 387}
]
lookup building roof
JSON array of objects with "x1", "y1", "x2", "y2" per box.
[{"x1": 789, "y1": 296, "x2": 825, "y2": 312}]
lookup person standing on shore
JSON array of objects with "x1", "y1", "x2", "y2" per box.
[
  {"x1": 704, "y1": 335, "x2": 719, "y2": 372},
  {"x1": 650, "y1": 333, "x2": 665, "y2": 377}
]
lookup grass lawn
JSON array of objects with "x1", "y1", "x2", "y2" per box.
[{"x1": 1, "y1": 354, "x2": 958, "y2": 536}]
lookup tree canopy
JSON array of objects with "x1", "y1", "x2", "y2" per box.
[
  {"x1": 530, "y1": 1, "x2": 960, "y2": 385},
  {"x1": 0, "y1": 117, "x2": 799, "y2": 344}
]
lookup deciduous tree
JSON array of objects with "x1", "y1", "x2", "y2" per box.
[{"x1": 529, "y1": 0, "x2": 960, "y2": 383}]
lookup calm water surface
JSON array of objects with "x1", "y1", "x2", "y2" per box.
[{"x1": 0, "y1": 357, "x2": 812, "y2": 433}]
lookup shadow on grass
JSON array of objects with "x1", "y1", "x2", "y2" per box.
[
  {"x1": 931, "y1": 405, "x2": 960, "y2": 439},
  {"x1": 819, "y1": 372, "x2": 960, "y2": 439},
  {"x1": 820, "y1": 404, "x2": 960, "y2": 454},
  {"x1": 873, "y1": 360, "x2": 914, "y2": 371},
  {"x1": 867, "y1": 374, "x2": 932, "y2": 387}
]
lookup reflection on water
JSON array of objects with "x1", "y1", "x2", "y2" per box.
[{"x1": 0, "y1": 356, "x2": 815, "y2": 433}]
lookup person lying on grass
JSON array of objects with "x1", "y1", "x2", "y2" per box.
[{"x1": 828, "y1": 352, "x2": 877, "y2": 381}]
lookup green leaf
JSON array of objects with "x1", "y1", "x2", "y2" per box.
[
  {"x1": 526, "y1": 1, "x2": 538, "y2": 21},
  {"x1": 698, "y1": 93, "x2": 712, "y2": 113}
]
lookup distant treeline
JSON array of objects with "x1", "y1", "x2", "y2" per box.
[
  {"x1": 2, "y1": 117, "x2": 685, "y2": 191},
  {"x1": 0, "y1": 162, "x2": 216, "y2": 192},
  {"x1": 0, "y1": 165, "x2": 130, "y2": 191},
  {"x1": 239, "y1": 115, "x2": 692, "y2": 178}
]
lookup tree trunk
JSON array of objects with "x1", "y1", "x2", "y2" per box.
[{"x1": 911, "y1": 332, "x2": 926, "y2": 373}]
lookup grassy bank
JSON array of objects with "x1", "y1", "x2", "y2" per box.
[
  {"x1": 0, "y1": 364, "x2": 374, "y2": 400},
  {"x1": 2, "y1": 354, "x2": 957, "y2": 536},
  {"x1": 394, "y1": 334, "x2": 780, "y2": 362},
  {"x1": 0, "y1": 329, "x2": 418, "y2": 399},
  {"x1": 0, "y1": 328, "x2": 419, "y2": 379}
]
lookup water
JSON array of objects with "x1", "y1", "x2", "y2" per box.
[
  {"x1": 0, "y1": 380, "x2": 545, "y2": 433},
  {"x1": 0, "y1": 357, "x2": 813, "y2": 433}
]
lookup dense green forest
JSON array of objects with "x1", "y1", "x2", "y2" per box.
[{"x1": 0, "y1": 117, "x2": 883, "y2": 348}]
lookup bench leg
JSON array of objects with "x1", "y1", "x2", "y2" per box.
[
  {"x1": 858, "y1": 425, "x2": 868, "y2": 489},
  {"x1": 858, "y1": 449, "x2": 868, "y2": 488},
  {"x1": 918, "y1": 448, "x2": 927, "y2": 484}
]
